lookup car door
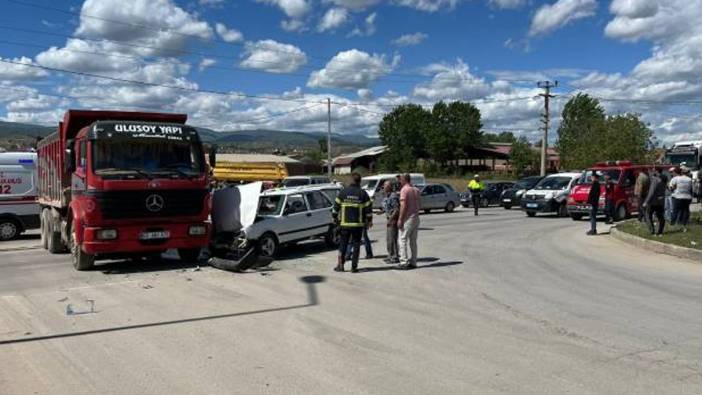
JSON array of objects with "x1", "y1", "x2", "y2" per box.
[
  {"x1": 304, "y1": 191, "x2": 333, "y2": 237},
  {"x1": 278, "y1": 193, "x2": 312, "y2": 243},
  {"x1": 433, "y1": 184, "x2": 447, "y2": 208},
  {"x1": 420, "y1": 185, "x2": 433, "y2": 209}
]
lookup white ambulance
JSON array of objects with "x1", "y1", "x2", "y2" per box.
[{"x1": 0, "y1": 152, "x2": 40, "y2": 240}]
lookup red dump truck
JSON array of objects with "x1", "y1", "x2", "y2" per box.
[{"x1": 37, "y1": 110, "x2": 211, "y2": 270}]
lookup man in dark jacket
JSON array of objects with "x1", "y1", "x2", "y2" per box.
[
  {"x1": 603, "y1": 174, "x2": 615, "y2": 224},
  {"x1": 332, "y1": 172, "x2": 373, "y2": 273},
  {"x1": 587, "y1": 173, "x2": 601, "y2": 235},
  {"x1": 643, "y1": 169, "x2": 667, "y2": 236}
]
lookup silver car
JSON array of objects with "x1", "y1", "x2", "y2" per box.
[{"x1": 419, "y1": 183, "x2": 460, "y2": 213}]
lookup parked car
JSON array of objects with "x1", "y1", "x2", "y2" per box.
[
  {"x1": 419, "y1": 183, "x2": 460, "y2": 213},
  {"x1": 521, "y1": 172, "x2": 582, "y2": 217},
  {"x1": 281, "y1": 175, "x2": 332, "y2": 187},
  {"x1": 567, "y1": 161, "x2": 671, "y2": 221},
  {"x1": 460, "y1": 181, "x2": 515, "y2": 208},
  {"x1": 0, "y1": 152, "x2": 40, "y2": 241},
  {"x1": 243, "y1": 184, "x2": 342, "y2": 258},
  {"x1": 362, "y1": 173, "x2": 426, "y2": 209},
  {"x1": 500, "y1": 176, "x2": 543, "y2": 209}
]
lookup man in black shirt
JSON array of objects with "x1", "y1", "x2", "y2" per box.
[{"x1": 587, "y1": 173, "x2": 601, "y2": 236}]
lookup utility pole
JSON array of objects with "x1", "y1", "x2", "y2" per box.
[
  {"x1": 537, "y1": 80, "x2": 557, "y2": 176},
  {"x1": 327, "y1": 98, "x2": 332, "y2": 178}
]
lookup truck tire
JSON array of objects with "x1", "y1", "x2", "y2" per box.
[
  {"x1": 40, "y1": 210, "x2": 49, "y2": 249},
  {"x1": 178, "y1": 248, "x2": 202, "y2": 263},
  {"x1": 0, "y1": 218, "x2": 20, "y2": 241},
  {"x1": 70, "y1": 227, "x2": 94, "y2": 271},
  {"x1": 47, "y1": 210, "x2": 67, "y2": 253}
]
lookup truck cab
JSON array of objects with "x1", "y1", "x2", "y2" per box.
[
  {"x1": 666, "y1": 141, "x2": 701, "y2": 198},
  {"x1": 38, "y1": 110, "x2": 211, "y2": 270}
]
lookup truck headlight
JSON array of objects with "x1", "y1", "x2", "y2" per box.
[
  {"x1": 188, "y1": 225, "x2": 207, "y2": 236},
  {"x1": 96, "y1": 229, "x2": 118, "y2": 240}
]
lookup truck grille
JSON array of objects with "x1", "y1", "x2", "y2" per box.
[{"x1": 93, "y1": 189, "x2": 207, "y2": 220}]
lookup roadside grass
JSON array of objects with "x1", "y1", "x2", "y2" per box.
[{"x1": 617, "y1": 210, "x2": 702, "y2": 250}]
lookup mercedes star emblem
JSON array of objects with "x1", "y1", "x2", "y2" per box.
[{"x1": 145, "y1": 194, "x2": 165, "y2": 212}]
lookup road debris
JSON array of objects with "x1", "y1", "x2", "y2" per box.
[{"x1": 66, "y1": 300, "x2": 96, "y2": 316}]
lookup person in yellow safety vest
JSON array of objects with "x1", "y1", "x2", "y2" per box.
[
  {"x1": 332, "y1": 172, "x2": 373, "y2": 273},
  {"x1": 467, "y1": 174, "x2": 486, "y2": 216}
]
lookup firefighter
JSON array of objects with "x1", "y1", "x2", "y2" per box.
[
  {"x1": 467, "y1": 174, "x2": 486, "y2": 216},
  {"x1": 332, "y1": 172, "x2": 373, "y2": 273}
]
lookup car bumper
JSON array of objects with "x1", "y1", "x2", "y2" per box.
[
  {"x1": 521, "y1": 199, "x2": 558, "y2": 212},
  {"x1": 81, "y1": 222, "x2": 210, "y2": 255},
  {"x1": 567, "y1": 204, "x2": 605, "y2": 215}
]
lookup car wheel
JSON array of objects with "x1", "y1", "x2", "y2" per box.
[
  {"x1": 258, "y1": 232, "x2": 279, "y2": 258},
  {"x1": 178, "y1": 248, "x2": 202, "y2": 263},
  {"x1": 558, "y1": 203, "x2": 569, "y2": 217},
  {"x1": 571, "y1": 214, "x2": 584, "y2": 221},
  {"x1": 324, "y1": 225, "x2": 339, "y2": 247},
  {"x1": 615, "y1": 204, "x2": 628, "y2": 222},
  {"x1": 480, "y1": 198, "x2": 489, "y2": 208},
  {"x1": 526, "y1": 211, "x2": 536, "y2": 217},
  {"x1": 0, "y1": 218, "x2": 20, "y2": 241},
  {"x1": 445, "y1": 201, "x2": 455, "y2": 213},
  {"x1": 503, "y1": 205, "x2": 511, "y2": 210},
  {"x1": 70, "y1": 225, "x2": 95, "y2": 271}
]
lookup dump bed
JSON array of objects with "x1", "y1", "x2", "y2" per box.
[{"x1": 212, "y1": 162, "x2": 289, "y2": 183}]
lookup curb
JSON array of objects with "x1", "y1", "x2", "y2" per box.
[{"x1": 610, "y1": 227, "x2": 702, "y2": 262}]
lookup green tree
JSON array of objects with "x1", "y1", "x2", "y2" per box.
[
  {"x1": 603, "y1": 113, "x2": 654, "y2": 163},
  {"x1": 509, "y1": 136, "x2": 538, "y2": 175},
  {"x1": 426, "y1": 101, "x2": 482, "y2": 171},
  {"x1": 556, "y1": 93, "x2": 606, "y2": 169},
  {"x1": 483, "y1": 131, "x2": 517, "y2": 144},
  {"x1": 378, "y1": 104, "x2": 431, "y2": 171}
]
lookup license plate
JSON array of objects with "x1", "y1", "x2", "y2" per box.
[
  {"x1": 503, "y1": 199, "x2": 511, "y2": 203},
  {"x1": 140, "y1": 230, "x2": 170, "y2": 240},
  {"x1": 526, "y1": 203, "x2": 538, "y2": 208}
]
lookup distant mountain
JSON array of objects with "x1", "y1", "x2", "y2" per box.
[{"x1": 0, "y1": 121, "x2": 379, "y2": 153}]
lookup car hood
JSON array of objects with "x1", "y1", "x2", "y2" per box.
[{"x1": 211, "y1": 181, "x2": 262, "y2": 233}]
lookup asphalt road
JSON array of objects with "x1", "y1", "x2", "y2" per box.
[{"x1": 1, "y1": 207, "x2": 701, "y2": 394}]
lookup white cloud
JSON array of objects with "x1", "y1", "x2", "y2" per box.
[
  {"x1": 392, "y1": 0, "x2": 461, "y2": 12},
  {"x1": 391, "y1": 32, "x2": 428, "y2": 46},
  {"x1": 75, "y1": 0, "x2": 212, "y2": 55},
  {"x1": 357, "y1": 88, "x2": 374, "y2": 100},
  {"x1": 257, "y1": 0, "x2": 311, "y2": 18},
  {"x1": 281, "y1": 19, "x2": 307, "y2": 32},
  {"x1": 36, "y1": 39, "x2": 139, "y2": 74},
  {"x1": 349, "y1": 12, "x2": 377, "y2": 37},
  {"x1": 308, "y1": 49, "x2": 400, "y2": 89},
  {"x1": 412, "y1": 59, "x2": 491, "y2": 100},
  {"x1": 0, "y1": 57, "x2": 49, "y2": 81},
  {"x1": 198, "y1": 58, "x2": 216, "y2": 71},
  {"x1": 529, "y1": 0, "x2": 597, "y2": 37},
  {"x1": 487, "y1": 68, "x2": 589, "y2": 82},
  {"x1": 199, "y1": 0, "x2": 226, "y2": 5},
  {"x1": 488, "y1": 0, "x2": 525, "y2": 8},
  {"x1": 323, "y1": 0, "x2": 382, "y2": 11},
  {"x1": 240, "y1": 40, "x2": 308, "y2": 73},
  {"x1": 318, "y1": 8, "x2": 350, "y2": 32},
  {"x1": 215, "y1": 23, "x2": 243, "y2": 43}
]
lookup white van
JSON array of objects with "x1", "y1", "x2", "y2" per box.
[
  {"x1": 0, "y1": 152, "x2": 40, "y2": 240},
  {"x1": 361, "y1": 173, "x2": 426, "y2": 209}
]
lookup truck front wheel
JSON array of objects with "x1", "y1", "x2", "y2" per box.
[
  {"x1": 70, "y1": 228, "x2": 94, "y2": 271},
  {"x1": 178, "y1": 248, "x2": 202, "y2": 263}
]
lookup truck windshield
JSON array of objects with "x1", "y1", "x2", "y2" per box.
[
  {"x1": 667, "y1": 153, "x2": 699, "y2": 169},
  {"x1": 578, "y1": 169, "x2": 622, "y2": 184},
  {"x1": 93, "y1": 140, "x2": 204, "y2": 178}
]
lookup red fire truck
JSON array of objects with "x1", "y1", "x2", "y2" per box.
[
  {"x1": 566, "y1": 161, "x2": 670, "y2": 221},
  {"x1": 37, "y1": 110, "x2": 211, "y2": 270}
]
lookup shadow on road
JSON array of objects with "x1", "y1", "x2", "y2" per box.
[
  {"x1": 99, "y1": 258, "x2": 199, "y2": 275},
  {"x1": 358, "y1": 260, "x2": 463, "y2": 273},
  {"x1": 0, "y1": 276, "x2": 325, "y2": 346}
]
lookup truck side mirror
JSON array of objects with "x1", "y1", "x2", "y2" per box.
[
  {"x1": 65, "y1": 141, "x2": 75, "y2": 173},
  {"x1": 209, "y1": 145, "x2": 218, "y2": 168}
]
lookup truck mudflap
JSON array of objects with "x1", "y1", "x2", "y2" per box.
[{"x1": 207, "y1": 231, "x2": 273, "y2": 272}]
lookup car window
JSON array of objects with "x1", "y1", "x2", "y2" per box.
[
  {"x1": 259, "y1": 195, "x2": 284, "y2": 216},
  {"x1": 306, "y1": 191, "x2": 330, "y2": 210},
  {"x1": 442, "y1": 183, "x2": 454, "y2": 191},
  {"x1": 320, "y1": 188, "x2": 339, "y2": 201},
  {"x1": 623, "y1": 170, "x2": 636, "y2": 186},
  {"x1": 285, "y1": 194, "x2": 308, "y2": 214},
  {"x1": 282, "y1": 178, "x2": 309, "y2": 187},
  {"x1": 421, "y1": 186, "x2": 432, "y2": 195},
  {"x1": 434, "y1": 185, "x2": 446, "y2": 194}
]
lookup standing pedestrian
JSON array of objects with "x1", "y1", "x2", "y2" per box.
[
  {"x1": 467, "y1": 174, "x2": 485, "y2": 216},
  {"x1": 398, "y1": 173, "x2": 420, "y2": 270},
  {"x1": 669, "y1": 166, "x2": 694, "y2": 232},
  {"x1": 332, "y1": 172, "x2": 373, "y2": 273},
  {"x1": 345, "y1": 224, "x2": 373, "y2": 260},
  {"x1": 668, "y1": 167, "x2": 681, "y2": 226},
  {"x1": 586, "y1": 173, "x2": 601, "y2": 236},
  {"x1": 382, "y1": 181, "x2": 400, "y2": 264},
  {"x1": 634, "y1": 169, "x2": 649, "y2": 222},
  {"x1": 643, "y1": 169, "x2": 667, "y2": 236},
  {"x1": 603, "y1": 173, "x2": 615, "y2": 224}
]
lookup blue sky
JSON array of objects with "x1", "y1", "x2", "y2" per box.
[{"x1": 0, "y1": 0, "x2": 701, "y2": 143}]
